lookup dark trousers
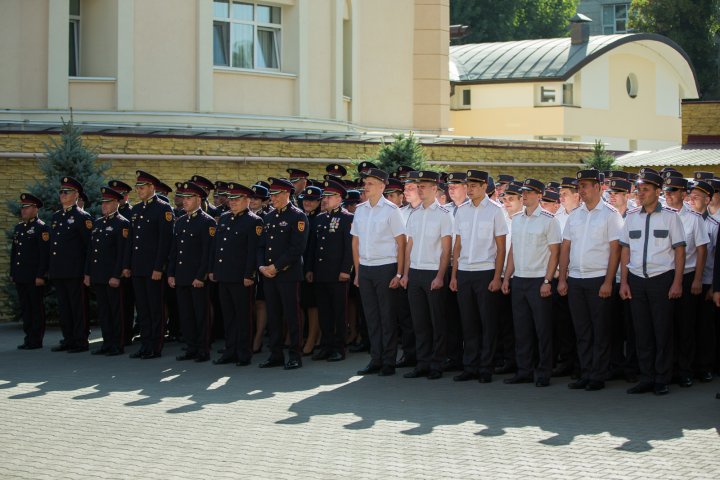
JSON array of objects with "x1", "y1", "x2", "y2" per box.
[
  {"x1": 567, "y1": 276, "x2": 613, "y2": 381},
  {"x1": 176, "y1": 284, "x2": 210, "y2": 356},
  {"x1": 457, "y1": 269, "x2": 499, "y2": 374},
  {"x1": 552, "y1": 278, "x2": 577, "y2": 368},
  {"x1": 673, "y1": 272, "x2": 702, "y2": 377},
  {"x1": 15, "y1": 282, "x2": 45, "y2": 347},
  {"x1": 132, "y1": 276, "x2": 166, "y2": 354},
  {"x1": 628, "y1": 271, "x2": 674, "y2": 384},
  {"x1": 315, "y1": 281, "x2": 349, "y2": 354},
  {"x1": 495, "y1": 278, "x2": 516, "y2": 367},
  {"x1": 396, "y1": 286, "x2": 416, "y2": 359},
  {"x1": 165, "y1": 282, "x2": 180, "y2": 338},
  {"x1": 445, "y1": 287, "x2": 464, "y2": 365},
  {"x1": 358, "y1": 263, "x2": 399, "y2": 367},
  {"x1": 218, "y1": 282, "x2": 254, "y2": 362},
  {"x1": 53, "y1": 278, "x2": 88, "y2": 348},
  {"x1": 511, "y1": 277, "x2": 553, "y2": 380},
  {"x1": 209, "y1": 281, "x2": 224, "y2": 341},
  {"x1": 407, "y1": 268, "x2": 447, "y2": 372},
  {"x1": 94, "y1": 283, "x2": 124, "y2": 352},
  {"x1": 695, "y1": 285, "x2": 717, "y2": 374},
  {"x1": 609, "y1": 283, "x2": 639, "y2": 376},
  {"x1": 264, "y1": 278, "x2": 302, "y2": 362},
  {"x1": 120, "y1": 276, "x2": 135, "y2": 344}
]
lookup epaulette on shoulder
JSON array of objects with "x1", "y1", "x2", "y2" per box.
[
  {"x1": 662, "y1": 205, "x2": 678, "y2": 213},
  {"x1": 511, "y1": 210, "x2": 523, "y2": 218},
  {"x1": 686, "y1": 209, "x2": 702, "y2": 217},
  {"x1": 489, "y1": 198, "x2": 502, "y2": 208},
  {"x1": 438, "y1": 205, "x2": 450, "y2": 214},
  {"x1": 459, "y1": 199, "x2": 471, "y2": 208},
  {"x1": 540, "y1": 210, "x2": 555, "y2": 218},
  {"x1": 707, "y1": 215, "x2": 719, "y2": 225},
  {"x1": 54, "y1": 209, "x2": 61, "y2": 214},
  {"x1": 627, "y1": 206, "x2": 642, "y2": 215},
  {"x1": 604, "y1": 203, "x2": 619, "y2": 213}
]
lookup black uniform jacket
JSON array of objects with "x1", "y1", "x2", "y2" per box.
[
  {"x1": 11, "y1": 217, "x2": 50, "y2": 283},
  {"x1": 256, "y1": 203, "x2": 309, "y2": 282},
  {"x1": 49, "y1": 205, "x2": 93, "y2": 279},
  {"x1": 210, "y1": 209, "x2": 263, "y2": 283},
  {"x1": 85, "y1": 212, "x2": 131, "y2": 284},
  {"x1": 306, "y1": 207, "x2": 354, "y2": 282},
  {"x1": 168, "y1": 209, "x2": 216, "y2": 286},
  {"x1": 129, "y1": 195, "x2": 174, "y2": 276}
]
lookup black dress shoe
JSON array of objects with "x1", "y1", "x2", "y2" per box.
[
  {"x1": 427, "y1": 370, "x2": 442, "y2": 380},
  {"x1": 236, "y1": 359, "x2": 251, "y2": 367},
  {"x1": 213, "y1": 356, "x2": 236, "y2": 365},
  {"x1": 585, "y1": 380, "x2": 605, "y2": 391},
  {"x1": 395, "y1": 356, "x2": 417, "y2": 368},
  {"x1": 654, "y1": 383, "x2": 670, "y2": 395},
  {"x1": 311, "y1": 350, "x2": 330, "y2": 361},
  {"x1": 403, "y1": 368, "x2": 429, "y2": 379},
  {"x1": 24, "y1": 344, "x2": 42, "y2": 350},
  {"x1": 105, "y1": 349, "x2": 123, "y2": 356},
  {"x1": 699, "y1": 371, "x2": 714, "y2": 383},
  {"x1": 176, "y1": 353, "x2": 198, "y2": 361},
  {"x1": 442, "y1": 359, "x2": 463, "y2": 372},
  {"x1": 478, "y1": 372, "x2": 492, "y2": 383},
  {"x1": 453, "y1": 371, "x2": 477, "y2": 382},
  {"x1": 552, "y1": 364, "x2": 574, "y2": 377},
  {"x1": 327, "y1": 352, "x2": 345, "y2": 362},
  {"x1": 348, "y1": 343, "x2": 369, "y2": 353},
  {"x1": 258, "y1": 358, "x2": 284, "y2": 368},
  {"x1": 129, "y1": 350, "x2": 146, "y2": 359},
  {"x1": 51, "y1": 344, "x2": 69, "y2": 352},
  {"x1": 677, "y1": 376, "x2": 693, "y2": 388},
  {"x1": 195, "y1": 354, "x2": 210, "y2": 363},
  {"x1": 503, "y1": 375, "x2": 533, "y2": 384},
  {"x1": 67, "y1": 346, "x2": 89, "y2": 353},
  {"x1": 568, "y1": 378, "x2": 590, "y2": 390},
  {"x1": 357, "y1": 363, "x2": 382, "y2": 375},
  {"x1": 378, "y1": 365, "x2": 396, "y2": 376},
  {"x1": 17, "y1": 344, "x2": 29, "y2": 350},
  {"x1": 141, "y1": 352, "x2": 161, "y2": 359},
  {"x1": 494, "y1": 363, "x2": 516, "y2": 375},
  {"x1": 284, "y1": 359, "x2": 302, "y2": 370},
  {"x1": 91, "y1": 348, "x2": 108, "y2": 356},
  {"x1": 535, "y1": 378, "x2": 550, "y2": 387},
  {"x1": 627, "y1": 382, "x2": 655, "y2": 394}
]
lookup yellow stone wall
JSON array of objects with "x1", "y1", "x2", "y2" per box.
[
  {"x1": 1, "y1": 132, "x2": 590, "y2": 317},
  {"x1": 681, "y1": 101, "x2": 720, "y2": 144}
]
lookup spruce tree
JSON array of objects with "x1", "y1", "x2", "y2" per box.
[
  {"x1": 351, "y1": 132, "x2": 430, "y2": 178},
  {"x1": 583, "y1": 140, "x2": 616, "y2": 172}
]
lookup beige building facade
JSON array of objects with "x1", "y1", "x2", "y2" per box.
[{"x1": 0, "y1": 0, "x2": 449, "y2": 134}]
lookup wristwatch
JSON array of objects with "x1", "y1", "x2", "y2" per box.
[
  {"x1": 396, "y1": 274, "x2": 403, "y2": 279},
  {"x1": 543, "y1": 278, "x2": 550, "y2": 285}
]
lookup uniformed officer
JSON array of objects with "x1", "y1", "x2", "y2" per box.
[
  {"x1": 326, "y1": 164, "x2": 348, "y2": 178},
  {"x1": 352, "y1": 168, "x2": 406, "y2": 376},
  {"x1": 172, "y1": 182, "x2": 186, "y2": 219},
  {"x1": 49, "y1": 177, "x2": 93, "y2": 353},
  {"x1": 129, "y1": 170, "x2": 174, "y2": 359},
  {"x1": 84, "y1": 187, "x2": 131, "y2": 356},
  {"x1": 287, "y1": 169, "x2": 309, "y2": 210},
  {"x1": 541, "y1": 190, "x2": 561, "y2": 214},
  {"x1": 249, "y1": 183, "x2": 271, "y2": 353},
  {"x1": 343, "y1": 189, "x2": 362, "y2": 214},
  {"x1": 663, "y1": 174, "x2": 709, "y2": 388},
  {"x1": 11, "y1": 193, "x2": 49, "y2": 350},
  {"x1": 384, "y1": 178, "x2": 405, "y2": 207},
  {"x1": 449, "y1": 170, "x2": 508, "y2": 383},
  {"x1": 257, "y1": 177, "x2": 310, "y2": 370},
  {"x1": 557, "y1": 170, "x2": 624, "y2": 391},
  {"x1": 213, "y1": 181, "x2": 230, "y2": 211},
  {"x1": 299, "y1": 185, "x2": 324, "y2": 355},
  {"x1": 495, "y1": 174, "x2": 515, "y2": 199},
  {"x1": 108, "y1": 179, "x2": 137, "y2": 346},
  {"x1": 305, "y1": 180, "x2": 354, "y2": 362},
  {"x1": 619, "y1": 170, "x2": 686, "y2": 395},
  {"x1": 168, "y1": 182, "x2": 216, "y2": 362},
  {"x1": 209, "y1": 183, "x2": 263, "y2": 365},
  {"x1": 502, "y1": 178, "x2": 562, "y2": 386},
  {"x1": 189, "y1": 175, "x2": 220, "y2": 219}
]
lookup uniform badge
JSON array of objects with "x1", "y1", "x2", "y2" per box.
[
  {"x1": 256, "y1": 226, "x2": 263, "y2": 236},
  {"x1": 122, "y1": 228, "x2": 129, "y2": 238},
  {"x1": 85, "y1": 219, "x2": 93, "y2": 229},
  {"x1": 42, "y1": 232, "x2": 49, "y2": 241},
  {"x1": 27, "y1": 228, "x2": 35, "y2": 235},
  {"x1": 165, "y1": 211, "x2": 173, "y2": 222},
  {"x1": 106, "y1": 226, "x2": 114, "y2": 231},
  {"x1": 298, "y1": 221, "x2": 305, "y2": 232},
  {"x1": 67, "y1": 217, "x2": 75, "y2": 224},
  {"x1": 209, "y1": 226, "x2": 216, "y2": 237}
]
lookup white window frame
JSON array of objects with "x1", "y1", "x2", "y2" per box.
[
  {"x1": 69, "y1": 2, "x2": 81, "y2": 77},
  {"x1": 602, "y1": 3, "x2": 629, "y2": 34},
  {"x1": 213, "y1": 1, "x2": 282, "y2": 71}
]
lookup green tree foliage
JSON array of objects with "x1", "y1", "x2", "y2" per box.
[
  {"x1": 629, "y1": 0, "x2": 720, "y2": 99},
  {"x1": 583, "y1": 140, "x2": 616, "y2": 171},
  {"x1": 351, "y1": 133, "x2": 429, "y2": 178},
  {"x1": 450, "y1": 0, "x2": 579, "y2": 44},
  {"x1": 2, "y1": 118, "x2": 110, "y2": 320}
]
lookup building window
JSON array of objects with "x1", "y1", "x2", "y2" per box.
[
  {"x1": 213, "y1": 0, "x2": 281, "y2": 70},
  {"x1": 462, "y1": 89, "x2": 471, "y2": 107},
  {"x1": 626, "y1": 73, "x2": 638, "y2": 98},
  {"x1": 602, "y1": 3, "x2": 629, "y2": 34},
  {"x1": 69, "y1": 0, "x2": 80, "y2": 76}
]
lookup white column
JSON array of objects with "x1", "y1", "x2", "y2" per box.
[
  {"x1": 196, "y1": 0, "x2": 213, "y2": 113},
  {"x1": 296, "y1": 0, "x2": 309, "y2": 117},
  {"x1": 350, "y1": 0, "x2": 360, "y2": 126},
  {"x1": 116, "y1": 0, "x2": 134, "y2": 110},
  {"x1": 331, "y1": 0, "x2": 343, "y2": 121},
  {"x1": 47, "y1": 0, "x2": 69, "y2": 109}
]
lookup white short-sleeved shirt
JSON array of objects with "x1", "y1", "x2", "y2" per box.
[
  {"x1": 350, "y1": 197, "x2": 406, "y2": 266},
  {"x1": 563, "y1": 201, "x2": 623, "y2": 279},
  {"x1": 510, "y1": 206, "x2": 562, "y2": 278},
  {"x1": 703, "y1": 214, "x2": 719, "y2": 284},
  {"x1": 400, "y1": 203, "x2": 419, "y2": 226},
  {"x1": 407, "y1": 200, "x2": 454, "y2": 270},
  {"x1": 678, "y1": 205, "x2": 710, "y2": 273},
  {"x1": 619, "y1": 204, "x2": 686, "y2": 278},
  {"x1": 454, "y1": 196, "x2": 508, "y2": 271}
]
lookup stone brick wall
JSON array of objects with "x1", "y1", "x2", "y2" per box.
[
  {"x1": 0, "y1": 132, "x2": 590, "y2": 317},
  {"x1": 681, "y1": 101, "x2": 720, "y2": 144}
]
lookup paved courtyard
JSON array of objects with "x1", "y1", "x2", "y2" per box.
[{"x1": 0, "y1": 322, "x2": 719, "y2": 479}]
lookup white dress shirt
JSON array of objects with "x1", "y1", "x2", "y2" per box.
[
  {"x1": 702, "y1": 213, "x2": 719, "y2": 284},
  {"x1": 350, "y1": 197, "x2": 406, "y2": 266},
  {"x1": 510, "y1": 206, "x2": 562, "y2": 278},
  {"x1": 454, "y1": 196, "x2": 508, "y2": 271},
  {"x1": 619, "y1": 203, "x2": 686, "y2": 278},
  {"x1": 677, "y1": 205, "x2": 709, "y2": 273},
  {"x1": 407, "y1": 200, "x2": 453, "y2": 270},
  {"x1": 563, "y1": 200, "x2": 623, "y2": 279}
]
